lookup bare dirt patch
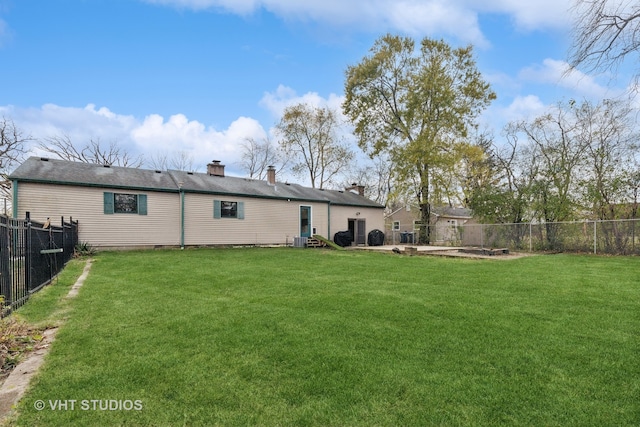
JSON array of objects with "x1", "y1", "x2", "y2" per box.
[{"x1": 425, "y1": 249, "x2": 533, "y2": 260}]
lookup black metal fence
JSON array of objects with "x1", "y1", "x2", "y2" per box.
[{"x1": 0, "y1": 213, "x2": 78, "y2": 316}]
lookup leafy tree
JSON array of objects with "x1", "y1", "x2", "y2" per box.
[
  {"x1": 0, "y1": 117, "x2": 29, "y2": 201},
  {"x1": 276, "y1": 103, "x2": 354, "y2": 189},
  {"x1": 505, "y1": 102, "x2": 587, "y2": 247},
  {"x1": 38, "y1": 134, "x2": 143, "y2": 167},
  {"x1": 468, "y1": 126, "x2": 537, "y2": 248},
  {"x1": 573, "y1": 99, "x2": 637, "y2": 220},
  {"x1": 628, "y1": 169, "x2": 640, "y2": 218},
  {"x1": 573, "y1": 99, "x2": 638, "y2": 251},
  {"x1": 440, "y1": 137, "x2": 488, "y2": 208},
  {"x1": 343, "y1": 34, "x2": 495, "y2": 243},
  {"x1": 522, "y1": 105, "x2": 586, "y2": 224},
  {"x1": 492, "y1": 99, "x2": 640, "y2": 249},
  {"x1": 461, "y1": 131, "x2": 502, "y2": 211}
]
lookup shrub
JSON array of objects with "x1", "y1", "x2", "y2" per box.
[{"x1": 74, "y1": 241, "x2": 96, "y2": 257}]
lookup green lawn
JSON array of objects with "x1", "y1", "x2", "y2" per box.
[{"x1": 11, "y1": 249, "x2": 640, "y2": 426}]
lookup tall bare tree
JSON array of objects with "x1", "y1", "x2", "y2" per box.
[
  {"x1": 0, "y1": 117, "x2": 29, "y2": 199},
  {"x1": 568, "y1": 0, "x2": 640, "y2": 85},
  {"x1": 238, "y1": 136, "x2": 286, "y2": 180},
  {"x1": 276, "y1": 103, "x2": 354, "y2": 189},
  {"x1": 38, "y1": 134, "x2": 144, "y2": 167},
  {"x1": 342, "y1": 154, "x2": 394, "y2": 205},
  {"x1": 147, "y1": 150, "x2": 195, "y2": 172}
]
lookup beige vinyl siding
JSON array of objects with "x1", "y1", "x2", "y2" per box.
[
  {"x1": 183, "y1": 194, "x2": 330, "y2": 246},
  {"x1": 15, "y1": 182, "x2": 180, "y2": 248},
  {"x1": 15, "y1": 181, "x2": 384, "y2": 248},
  {"x1": 385, "y1": 208, "x2": 419, "y2": 235},
  {"x1": 330, "y1": 205, "x2": 385, "y2": 240}
]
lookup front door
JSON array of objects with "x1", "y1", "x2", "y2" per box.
[{"x1": 300, "y1": 206, "x2": 311, "y2": 238}]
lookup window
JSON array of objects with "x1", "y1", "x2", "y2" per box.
[
  {"x1": 214, "y1": 200, "x2": 244, "y2": 219},
  {"x1": 392, "y1": 221, "x2": 400, "y2": 231},
  {"x1": 103, "y1": 192, "x2": 147, "y2": 215},
  {"x1": 221, "y1": 201, "x2": 237, "y2": 218},
  {"x1": 115, "y1": 193, "x2": 138, "y2": 213}
]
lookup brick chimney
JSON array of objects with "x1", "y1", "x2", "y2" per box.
[
  {"x1": 346, "y1": 183, "x2": 365, "y2": 197},
  {"x1": 207, "y1": 160, "x2": 225, "y2": 177},
  {"x1": 267, "y1": 165, "x2": 276, "y2": 185}
]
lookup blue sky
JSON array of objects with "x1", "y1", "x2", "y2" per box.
[{"x1": 0, "y1": 0, "x2": 631, "y2": 180}]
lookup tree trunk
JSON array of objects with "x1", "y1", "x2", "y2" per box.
[{"x1": 419, "y1": 202, "x2": 431, "y2": 244}]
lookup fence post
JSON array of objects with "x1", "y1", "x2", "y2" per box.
[
  {"x1": 25, "y1": 212, "x2": 31, "y2": 292},
  {"x1": 0, "y1": 216, "x2": 10, "y2": 311},
  {"x1": 61, "y1": 216, "x2": 65, "y2": 260},
  {"x1": 529, "y1": 222, "x2": 532, "y2": 252},
  {"x1": 593, "y1": 220, "x2": 597, "y2": 254}
]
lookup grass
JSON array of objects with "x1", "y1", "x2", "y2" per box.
[
  {"x1": 8, "y1": 248, "x2": 640, "y2": 426},
  {"x1": 15, "y1": 258, "x2": 88, "y2": 327},
  {"x1": 1, "y1": 258, "x2": 87, "y2": 384}
]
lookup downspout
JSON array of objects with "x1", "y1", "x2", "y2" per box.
[
  {"x1": 327, "y1": 201, "x2": 331, "y2": 240},
  {"x1": 179, "y1": 184, "x2": 185, "y2": 249}
]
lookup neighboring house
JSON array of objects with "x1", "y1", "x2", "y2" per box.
[
  {"x1": 385, "y1": 204, "x2": 478, "y2": 245},
  {"x1": 9, "y1": 157, "x2": 385, "y2": 249}
]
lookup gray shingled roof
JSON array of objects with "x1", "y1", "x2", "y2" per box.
[
  {"x1": 10, "y1": 157, "x2": 384, "y2": 208},
  {"x1": 9, "y1": 157, "x2": 178, "y2": 191}
]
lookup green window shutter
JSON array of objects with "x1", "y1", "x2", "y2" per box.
[
  {"x1": 237, "y1": 202, "x2": 244, "y2": 220},
  {"x1": 104, "y1": 192, "x2": 114, "y2": 214},
  {"x1": 213, "y1": 200, "x2": 221, "y2": 219},
  {"x1": 138, "y1": 194, "x2": 147, "y2": 215}
]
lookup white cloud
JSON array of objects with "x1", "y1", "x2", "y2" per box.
[
  {"x1": 2, "y1": 87, "x2": 351, "y2": 176},
  {"x1": 3, "y1": 104, "x2": 269, "y2": 174},
  {"x1": 259, "y1": 84, "x2": 345, "y2": 118},
  {"x1": 131, "y1": 113, "x2": 267, "y2": 170},
  {"x1": 478, "y1": 95, "x2": 547, "y2": 138},
  {"x1": 3, "y1": 104, "x2": 137, "y2": 148},
  {"x1": 474, "y1": 0, "x2": 571, "y2": 31},
  {"x1": 141, "y1": 0, "x2": 572, "y2": 46},
  {"x1": 386, "y1": 1, "x2": 487, "y2": 47},
  {"x1": 519, "y1": 58, "x2": 617, "y2": 100},
  {"x1": 503, "y1": 95, "x2": 547, "y2": 121}
]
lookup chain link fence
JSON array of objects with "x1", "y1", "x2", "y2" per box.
[{"x1": 425, "y1": 219, "x2": 639, "y2": 255}]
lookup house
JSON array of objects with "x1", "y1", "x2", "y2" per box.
[
  {"x1": 385, "y1": 204, "x2": 478, "y2": 245},
  {"x1": 9, "y1": 157, "x2": 385, "y2": 249}
]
